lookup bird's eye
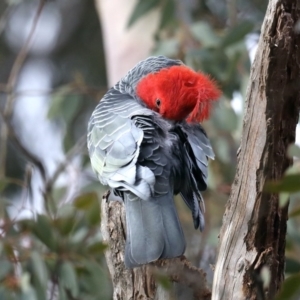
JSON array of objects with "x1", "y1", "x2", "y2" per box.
[{"x1": 156, "y1": 99, "x2": 161, "y2": 108}]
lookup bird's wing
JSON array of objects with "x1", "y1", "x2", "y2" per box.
[
  {"x1": 181, "y1": 123, "x2": 214, "y2": 187},
  {"x1": 87, "y1": 88, "x2": 155, "y2": 200},
  {"x1": 124, "y1": 113, "x2": 185, "y2": 267},
  {"x1": 88, "y1": 89, "x2": 186, "y2": 267},
  {"x1": 177, "y1": 123, "x2": 214, "y2": 231}
]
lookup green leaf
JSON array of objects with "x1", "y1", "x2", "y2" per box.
[
  {"x1": 59, "y1": 261, "x2": 79, "y2": 298},
  {"x1": 20, "y1": 288, "x2": 38, "y2": 300},
  {"x1": 221, "y1": 21, "x2": 254, "y2": 48},
  {"x1": 30, "y1": 251, "x2": 48, "y2": 287},
  {"x1": 127, "y1": 0, "x2": 160, "y2": 27},
  {"x1": 152, "y1": 39, "x2": 179, "y2": 57},
  {"x1": 70, "y1": 227, "x2": 88, "y2": 244},
  {"x1": 224, "y1": 40, "x2": 247, "y2": 60},
  {"x1": 61, "y1": 94, "x2": 82, "y2": 124},
  {"x1": 190, "y1": 21, "x2": 220, "y2": 48},
  {"x1": 48, "y1": 87, "x2": 82, "y2": 125},
  {"x1": 79, "y1": 260, "x2": 111, "y2": 299},
  {"x1": 86, "y1": 198, "x2": 101, "y2": 226},
  {"x1": 58, "y1": 283, "x2": 67, "y2": 300},
  {"x1": 57, "y1": 203, "x2": 75, "y2": 218},
  {"x1": 288, "y1": 144, "x2": 300, "y2": 158},
  {"x1": 0, "y1": 260, "x2": 12, "y2": 281},
  {"x1": 87, "y1": 242, "x2": 107, "y2": 255},
  {"x1": 51, "y1": 187, "x2": 67, "y2": 205},
  {"x1": 0, "y1": 177, "x2": 24, "y2": 192},
  {"x1": 74, "y1": 192, "x2": 98, "y2": 210},
  {"x1": 0, "y1": 180, "x2": 8, "y2": 193},
  {"x1": 63, "y1": 133, "x2": 73, "y2": 152},
  {"x1": 285, "y1": 163, "x2": 300, "y2": 175},
  {"x1": 289, "y1": 206, "x2": 300, "y2": 218},
  {"x1": 3, "y1": 243, "x2": 16, "y2": 261},
  {"x1": 286, "y1": 258, "x2": 300, "y2": 274},
  {"x1": 264, "y1": 174, "x2": 300, "y2": 193},
  {"x1": 20, "y1": 273, "x2": 38, "y2": 300},
  {"x1": 55, "y1": 215, "x2": 75, "y2": 236},
  {"x1": 18, "y1": 219, "x2": 35, "y2": 232},
  {"x1": 47, "y1": 86, "x2": 71, "y2": 119},
  {"x1": 279, "y1": 192, "x2": 289, "y2": 207},
  {"x1": 6, "y1": 0, "x2": 23, "y2": 6},
  {"x1": 213, "y1": 137, "x2": 231, "y2": 164},
  {"x1": 212, "y1": 100, "x2": 238, "y2": 133},
  {"x1": 32, "y1": 214, "x2": 57, "y2": 250},
  {"x1": 275, "y1": 272, "x2": 300, "y2": 300},
  {"x1": 0, "y1": 287, "x2": 14, "y2": 300},
  {"x1": 159, "y1": 0, "x2": 175, "y2": 29}
]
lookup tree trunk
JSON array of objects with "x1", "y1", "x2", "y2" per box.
[
  {"x1": 101, "y1": 192, "x2": 212, "y2": 300},
  {"x1": 212, "y1": 0, "x2": 300, "y2": 299}
]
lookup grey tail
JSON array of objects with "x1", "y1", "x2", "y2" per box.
[{"x1": 124, "y1": 191, "x2": 185, "y2": 268}]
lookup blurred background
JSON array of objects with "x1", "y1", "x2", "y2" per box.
[{"x1": 0, "y1": 0, "x2": 300, "y2": 299}]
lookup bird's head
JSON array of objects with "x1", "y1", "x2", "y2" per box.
[{"x1": 136, "y1": 65, "x2": 221, "y2": 122}]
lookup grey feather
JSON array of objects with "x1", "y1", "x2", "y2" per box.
[
  {"x1": 170, "y1": 122, "x2": 214, "y2": 231},
  {"x1": 87, "y1": 55, "x2": 214, "y2": 268},
  {"x1": 124, "y1": 191, "x2": 185, "y2": 268}
]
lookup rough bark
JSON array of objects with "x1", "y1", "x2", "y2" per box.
[
  {"x1": 101, "y1": 191, "x2": 211, "y2": 300},
  {"x1": 212, "y1": 1, "x2": 300, "y2": 299}
]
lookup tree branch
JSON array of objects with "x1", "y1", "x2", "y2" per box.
[
  {"x1": 0, "y1": 112, "x2": 46, "y2": 181},
  {"x1": 212, "y1": 0, "x2": 300, "y2": 299},
  {"x1": 0, "y1": 0, "x2": 46, "y2": 179},
  {"x1": 101, "y1": 191, "x2": 211, "y2": 300}
]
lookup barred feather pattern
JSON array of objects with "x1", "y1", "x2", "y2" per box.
[{"x1": 87, "y1": 56, "x2": 214, "y2": 267}]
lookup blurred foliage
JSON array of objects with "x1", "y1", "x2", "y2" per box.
[
  {"x1": 0, "y1": 0, "x2": 299, "y2": 299},
  {"x1": 0, "y1": 190, "x2": 111, "y2": 299},
  {"x1": 0, "y1": 0, "x2": 111, "y2": 298}
]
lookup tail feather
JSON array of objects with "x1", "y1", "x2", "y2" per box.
[{"x1": 124, "y1": 192, "x2": 185, "y2": 268}]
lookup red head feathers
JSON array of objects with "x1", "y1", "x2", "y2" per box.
[{"x1": 136, "y1": 65, "x2": 221, "y2": 123}]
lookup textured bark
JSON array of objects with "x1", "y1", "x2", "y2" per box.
[
  {"x1": 212, "y1": 1, "x2": 300, "y2": 299},
  {"x1": 101, "y1": 191, "x2": 211, "y2": 300}
]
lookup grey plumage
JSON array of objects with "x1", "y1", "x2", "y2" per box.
[{"x1": 87, "y1": 56, "x2": 214, "y2": 268}]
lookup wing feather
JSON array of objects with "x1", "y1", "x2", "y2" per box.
[
  {"x1": 87, "y1": 89, "x2": 155, "y2": 200},
  {"x1": 175, "y1": 123, "x2": 214, "y2": 231}
]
